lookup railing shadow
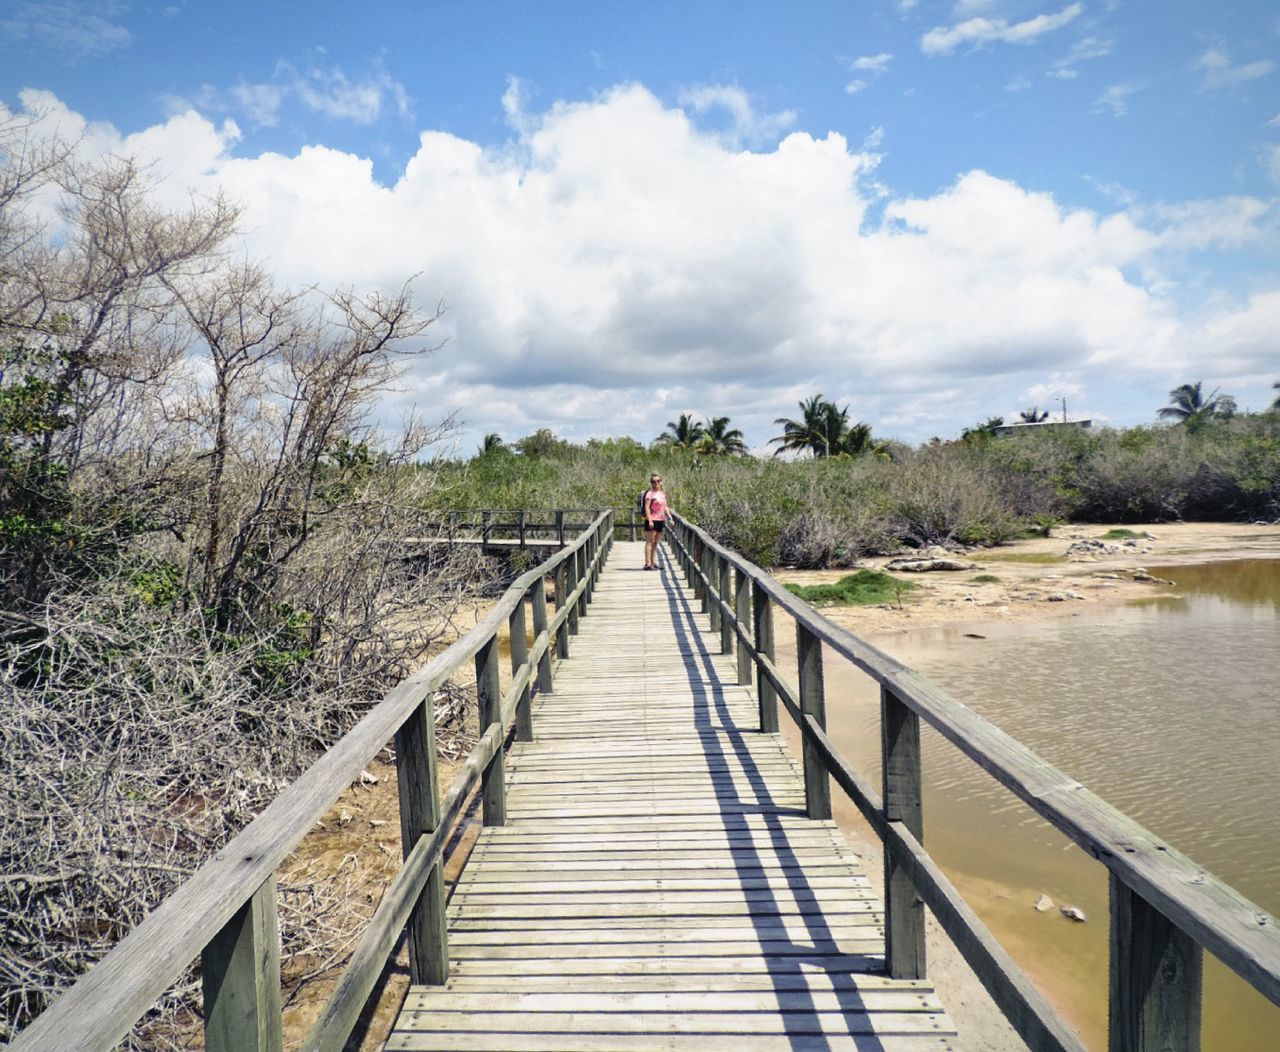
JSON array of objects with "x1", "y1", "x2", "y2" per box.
[{"x1": 657, "y1": 547, "x2": 889, "y2": 1052}]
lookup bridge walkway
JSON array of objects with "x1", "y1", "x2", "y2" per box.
[{"x1": 387, "y1": 540, "x2": 960, "y2": 1050}]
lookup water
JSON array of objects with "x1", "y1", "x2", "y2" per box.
[{"x1": 788, "y1": 558, "x2": 1280, "y2": 1049}]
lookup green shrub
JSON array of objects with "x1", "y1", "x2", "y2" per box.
[{"x1": 785, "y1": 570, "x2": 917, "y2": 607}]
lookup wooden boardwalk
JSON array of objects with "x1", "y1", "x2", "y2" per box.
[{"x1": 387, "y1": 541, "x2": 960, "y2": 1051}]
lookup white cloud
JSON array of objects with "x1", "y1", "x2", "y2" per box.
[
  {"x1": 922, "y1": 3, "x2": 1083, "y2": 56},
  {"x1": 166, "y1": 59, "x2": 410, "y2": 129},
  {"x1": 1006, "y1": 75, "x2": 1033, "y2": 92},
  {"x1": 0, "y1": 0, "x2": 130, "y2": 61},
  {"x1": 852, "y1": 53, "x2": 893, "y2": 73},
  {"x1": 1050, "y1": 35, "x2": 1114, "y2": 77},
  {"x1": 1194, "y1": 45, "x2": 1275, "y2": 91},
  {"x1": 7, "y1": 86, "x2": 1279, "y2": 445},
  {"x1": 1264, "y1": 144, "x2": 1280, "y2": 186},
  {"x1": 845, "y1": 80, "x2": 868, "y2": 95},
  {"x1": 1094, "y1": 82, "x2": 1142, "y2": 117},
  {"x1": 675, "y1": 84, "x2": 796, "y2": 147}
]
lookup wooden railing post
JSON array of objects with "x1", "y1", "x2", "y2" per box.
[
  {"x1": 796, "y1": 623, "x2": 831, "y2": 821},
  {"x1": 574, "y1": 544, "x2": 587, "y2": 620},
  {"x1": 718, "y1": 557, "x2": 733, "y2": 654},
  {"x1": 394, "y1": 695, "x2": 448, "y2": 984},
  {"x1": 555, "y1": 561, "x2": 571, "y2": 656},
  {"x1": 510, "y1": 595, "x2": 533, "y2": 742},
  {"x1": 734, "y1": 568, "x2": 752, "y2": 686},
  {"x1": 202, "y1": 875, "x2": 283, "y2": 1052},
  {"x1": 695, "y1": 540, "x2": 706, "y2": 606},
  {"x1": 517, "y1": 509, "x2": 527, "y2": 549},
  {"x1": 1109, "y1": 876, "x2": 1203, "y2": 1052},
  {"x1": 555, "y1": 509, "x2": 565, "y2": 546},
  {"x1": 584, "y1": 534, "x2": 595, "y2": 605},
  {"x1": 752, "y1": 586, "x2": 778, "y2": 733},
  {"x1": 565, "y1": 549, "x2": 580, "y2": 636},
  {"x1": 481, "y1": 509, "x2": 492, "y2": 550},
  {"x1": 630, "y1": 507, "x2": 637, "y2": 542},
  {"x1": 707, "y1": 551, "x2": 720, "y2": 631},
  {"x1": 475, "y1": 637, "x2": 506, "y2": 825},
  {"x1": 882, "y1": 685, "x2": 926, "y2": 979},
  {"x1": 532, "y1": 576, "x2": 554, "y2": 694}
]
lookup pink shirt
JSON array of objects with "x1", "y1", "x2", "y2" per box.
[{"x1": 644, "y1": 489, "x2": 668, "y2": 521}]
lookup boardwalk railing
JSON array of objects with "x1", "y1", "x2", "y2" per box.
[
  {"x1": 667, "y1": 511, "x2": 1280, "y2": 1052},
  {"x1": 418, "y1": 507, "x2": 673, "y2": 549},
  {"x1": 13, "y1": 512, "x2": 615, "y2": 1052}
]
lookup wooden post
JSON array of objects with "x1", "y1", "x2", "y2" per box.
[
  {"x1": 532, "y1": 577, "x2": 553, "y2": 694},
  {"x1": 575, "y1": 545, "x2": 587, "y2": 620},
  {"x1": 555, "y1": 562, "x2": 570, "y2": 656},
  {"x1": 630, "y1": 507, "x2": 637, "y2": 542},
  {"x1": 796, "y1": 623, "x2": 831, "y2": 821},
  {"x1": 475, "y1": 637, "x2": 506, "y2": 825},
  {"x1": 753, "y1": 587, "x2": 778, "y2": 733},
  {"x1": 510, "y1": 596, "x2": 532, "y2": 742},
  {"x1": 1109, "y1": 875, "x2": 1203, "y2": 1052},
  {"x1": 517, "y1": 509, "x2": 527, "y2": 549},
  {"x1": 583, "y1": 535, "x2": 595, "y2": 606},
  {"x1": 448, "y1": 510, "x2": 457, "y2": 544},
  {"x1": 565, "y1": 550, "x2": 580, "y2": 636},
  {"x1": 394, "y1": 695, "x2": 448, "y2": 984},
  {"x1": 882, "y1": 685, "x2": 926, "y2": 979},
  {"x1": 481, "y1": 509, "x2": 492, "y2": 551},
  {"x1": 202, "y1": 876, "x2": 283, "y2": 1052},
  {"x1": 555, "y1": 510, "x2": 565, "y2": 547},
  {"x1": 694, "y1": 540, "x2": 706, "y2": 605},
  {"x1": 734, "y1": 569, "x2": 752, "y2": 686},
  {"x1": 718, "y1": 557, "x2": 733, "y2": 654},
  {"x1": 706, "y1": 551, "x2": 719, "y2": 628}
]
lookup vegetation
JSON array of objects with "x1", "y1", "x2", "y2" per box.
[
  {"x1": 1099, "y1": 528, "x2": 1152, "y2": 540},
  {"x1": 972, "y1": 574, "x2": 1002, "y2": 583},
  {"x1": 435, "y1": 408, "x2": 1280, "y2": 569},
  {"x1": 771, "y1": 394, "x2": 878, "y2": 458},
  {"x1": 1, "y1": 117, "x2": 481, "y2": 1044},
  {"x1": 785, "y1": 569, "x2": 917, "y2": 607},
  {"x1": 1158, "y1": 381, "x2": 1236, "y2": 428}
]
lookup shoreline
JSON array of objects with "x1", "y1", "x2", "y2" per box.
[{"x1": 773, "y1": 520, "x2": 1280, "y2": 1049}]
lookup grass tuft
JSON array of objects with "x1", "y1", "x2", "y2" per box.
[
  {"x1": 785, "y1": 569, "x2": 917, "y2": 607},
  {"x1": 1098, "y1": 528, "x2": 1151, "y2": 540},
  {"x1": 971, "y1": 574, "x2": 1001, "y2": 583}
]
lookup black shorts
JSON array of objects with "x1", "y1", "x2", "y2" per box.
[{"x1": 647, "y1": 520, "x2": 665, "y2": 534}]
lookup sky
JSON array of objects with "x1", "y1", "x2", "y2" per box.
[{"x1": 2, "y1": 0, "x2": 1279, "y2": 452}]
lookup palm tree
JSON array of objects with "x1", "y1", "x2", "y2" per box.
[
  {"x1": 772, "y1": 395, "x2": 848, "y2": 457},
  {"x1": 658, "y1": 413, "x2": 705, "y2": 449},
  {"x1": 1272, "y1": 381, "x2": 1279, "y2": 411},
  {"x1": 478, "y1": 432, "x2": 504, "y2": 454},
  {"x1": 1158, "y1": 382, "x2": 1235, "y2": 424},
  {"x1": 835, "y1": 421, "x2": 874, "y2": 456},
  {"x1": 697, "y1": 416, "x2": 747, "y2": 456},
  {"x1": 1019, "y1": 407, "x2": 1049, "y2": 423}
]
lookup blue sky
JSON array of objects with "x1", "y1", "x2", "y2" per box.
[{"x1": 3, "y1": 0, "x2": 1279, "y2": 448}]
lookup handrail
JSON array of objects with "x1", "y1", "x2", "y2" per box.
[
  {"x1": 667, "y1": 511, "x2": 1280, "y2": 1052},
  {"x1": 13, "y1": 510, "x2": 615, "y2": 1052}
]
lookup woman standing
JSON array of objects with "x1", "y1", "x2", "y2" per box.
[{"x1": 642, "y1": 474, "x2": 668, "y2": 570}]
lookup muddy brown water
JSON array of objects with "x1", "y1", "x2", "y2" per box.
[{"x1": 778, "y1": 558, "x2": 1280, "y2": 1050}]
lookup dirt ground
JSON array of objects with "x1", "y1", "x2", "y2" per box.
[
  {"x1": 775, "y1": 520, "x2": 1280, "y2": 1051},
  {"x1": 777, "y1": 521, "x2": 1280, "y2": 637}
]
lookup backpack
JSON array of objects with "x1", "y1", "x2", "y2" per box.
[{"x1": 637, "y1": 490, "x2": 649, "y2": 519}]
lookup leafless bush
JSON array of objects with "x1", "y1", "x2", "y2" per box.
[{"x1": 1, "y1": 119, "x2": 491, "y2": 1044}]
